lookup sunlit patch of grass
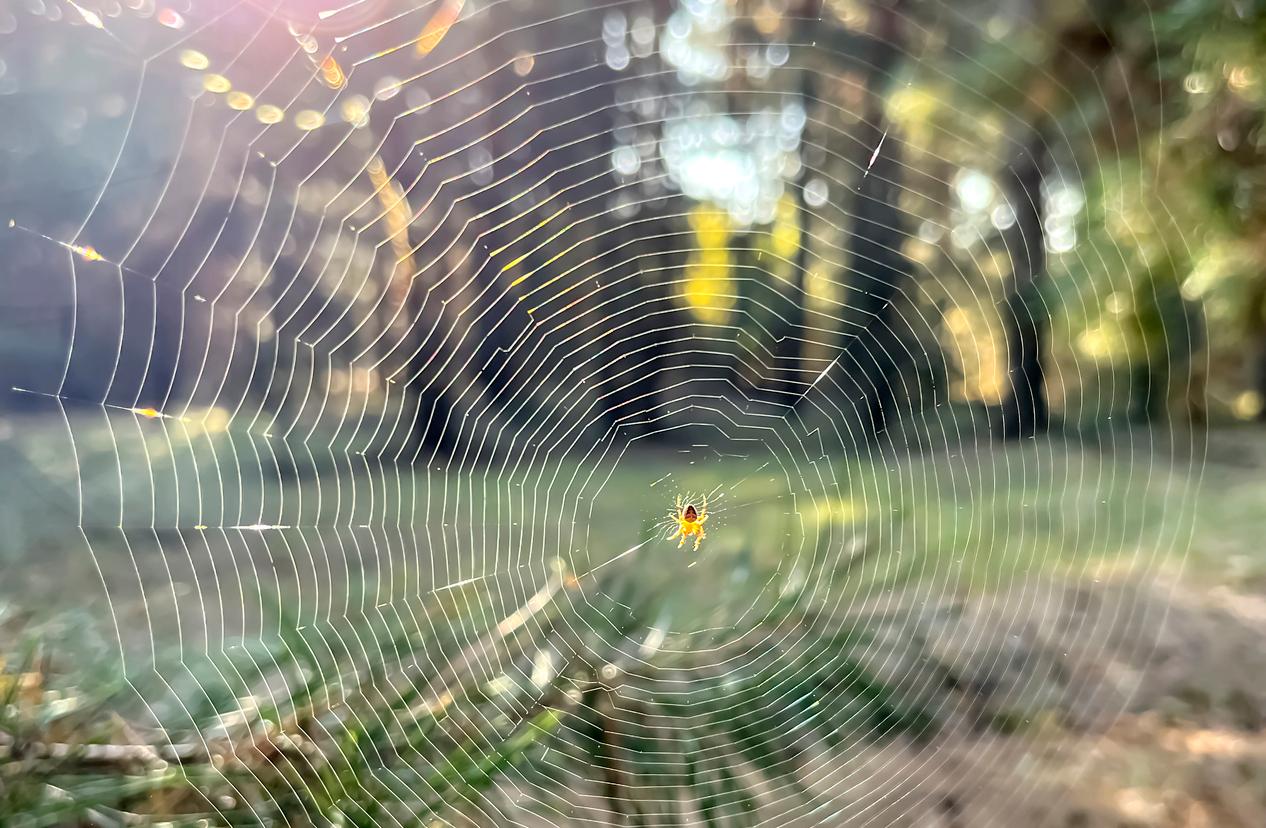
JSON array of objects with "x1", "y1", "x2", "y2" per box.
[{"x1": 605, "y1": 434, "x2": 1184, "y2": 601}]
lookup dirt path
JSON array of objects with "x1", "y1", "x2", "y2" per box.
[{"x1": 776, "y1": 574, "x2": 1266, "y2": 828}]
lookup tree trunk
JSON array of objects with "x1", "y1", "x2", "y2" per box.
[
  {"x1": 1242, "y1": 280, "x2": 1266, "y2": 421},
  {"x1": 770, "y1": 66, "x2": 819, "y2": 406},
  {"x1": 995, "y1": 131, "x2": 1050, "y2": 440},
  {"x1": 831, "y1": 1, "x2": 910, "y2": 438}
]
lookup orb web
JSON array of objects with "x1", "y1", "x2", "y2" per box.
[{"x1": 0, "y1": 0, "x2": 1201, "y2": 825}]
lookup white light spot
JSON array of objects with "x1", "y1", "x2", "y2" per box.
[
  {"x1": 991, "y1": 203, "x2": 1016, "y2": 231},
  {"x1": 605, "y1": 44, "x2": 630, "y2": 71},
  {"x1": 612, "y1": 145, "x2": 641, "y2": 176},
  {"x1": 374, "y1": 76, "x2": 401, "y2": 100},
  {"x1": 954, "y1": 169, "x2": 994, "y2": 212},
  {"x1": 1047, "y1": 223, "x2": 1077, "y2": 253},
  {"x1": 804, "y1": 177, "x2": 829, "y2": 208}
]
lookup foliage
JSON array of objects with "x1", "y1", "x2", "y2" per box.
[{"x1": 0, "y1": 542, "x2": 938, "y2": 826}]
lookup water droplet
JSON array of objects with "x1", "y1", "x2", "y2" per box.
[
  {"x1": 179, "y1": 49, "x2": 208, "y2": 70},
  {"x1": 954, "y1": 168, "x2": 994, "y2": 212},
  {"x1": 405, "y1": 86, "x2": 431, "y2": 111},
  {"x1": 294, "y1": 109, "x2": 325, "y2": 130},
  {"x1": 804, "y1": 177, "x2": 828, "y2": 208},
  {"x1": 373, "y1": 75, "x2": 401, "y2": 100},
  {"x1": 157, "y1": 7, "x2": 184, "y2": 28},
  {"x1": 605, "y1": 44, "x2": 630, "y2": 71},
  {"x1": 202, "y1": 74, "x2": 231, "y2": 94},
  {"x1": 255, "y1": 104, "x2": 284, "y2": 124},
  {"x1": 319, "y1": 55, "x2": 345, "y2": 89},
  {"x1": 612, "y1": 145, "x2": 641, "y2": 176},
  {"x1": 991, "y1": 203, "x2": 1016, "y2": 231},
  {"x1": 340, "y1": 94, "x2": 369, "y2": 127}
]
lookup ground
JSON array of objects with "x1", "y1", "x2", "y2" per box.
[{"x1": 1, "y1": 411, "x2": 1264, "y2": 826}]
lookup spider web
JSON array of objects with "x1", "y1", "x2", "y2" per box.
[{"x1": 0, "y1": 0, "x2": 1201, "y2": 824}]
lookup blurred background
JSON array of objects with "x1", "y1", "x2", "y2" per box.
[{"x1": 0, "y1": 0, "x2": 1264, "y2": 825}]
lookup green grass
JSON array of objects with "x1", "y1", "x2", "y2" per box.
[
  {"x1": 1, "y1": 547, "x2": 943, "y2": 826},
  {"x1": 0, "y1": 416, "x2": 1209, "y2": 826}
]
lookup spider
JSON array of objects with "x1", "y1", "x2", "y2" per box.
[{"x1": 668, "y1": 494, "x2": 708, "y2": 551}]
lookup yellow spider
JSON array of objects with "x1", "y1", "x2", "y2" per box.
[{"x1": 668, "y1": 495, "x2": 708, "y2": 551}]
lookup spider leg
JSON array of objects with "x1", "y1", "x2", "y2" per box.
[{"x1": 678, "y1": 536, "x2": 685, "y2": 548}]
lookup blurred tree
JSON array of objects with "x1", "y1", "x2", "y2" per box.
[
  {"x1": 829, "y1": 0, "x2": 912, "y2": 438},
  {"x1": 995, "y1": 127, "x2": 1050, "y2": 438}
]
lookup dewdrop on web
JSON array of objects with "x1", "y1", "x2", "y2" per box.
[
  {"x1": 67, "y1": 1, "x2": 103, "y2": 28},
  {"x1": 70, "y1": 244, "x2": 105, "y2": 262},
  {"x1": 8, "y1": 220, "x2": 107, "y2": 264},
  {"x1": 416, "y1": 0, "x2": 464, "y2": 56}
]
